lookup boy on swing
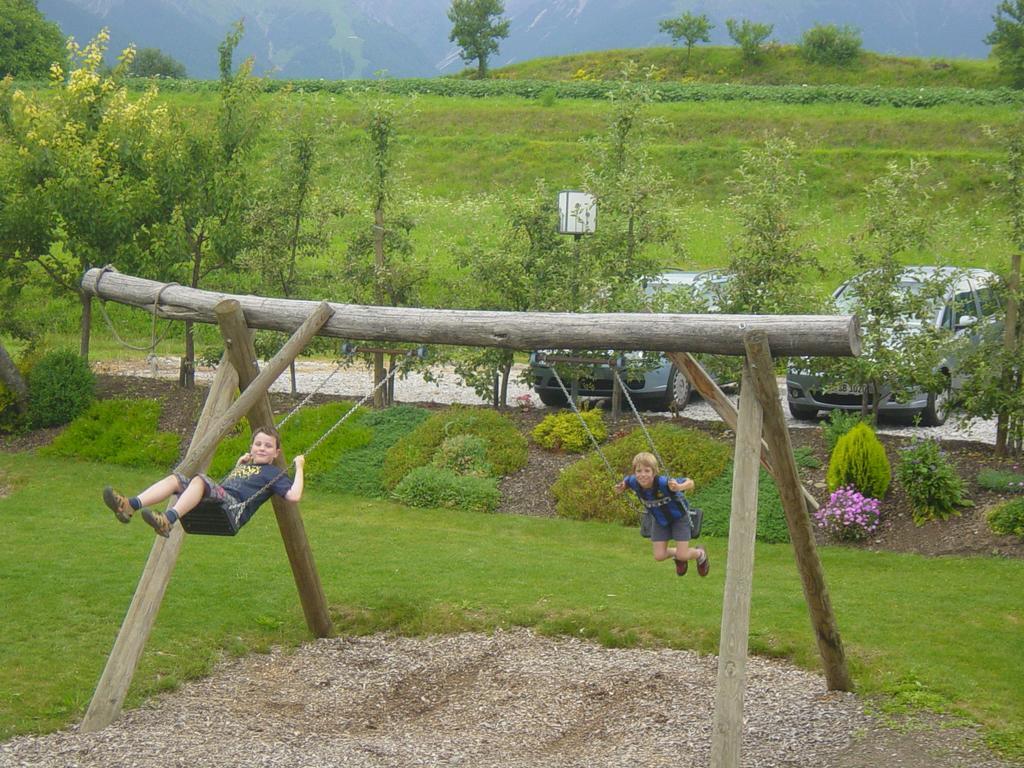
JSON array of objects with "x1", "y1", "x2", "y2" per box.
[
  {"x1": 102, "y1": 427, "x2": 305, "y2": 538},
  {"x1": 615, "y1": 451, "x2": 709, "y2": 577}
]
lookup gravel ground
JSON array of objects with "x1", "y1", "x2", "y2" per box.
[{"x1": 95, "y1": 356, "x2": 999, "y2": 445}]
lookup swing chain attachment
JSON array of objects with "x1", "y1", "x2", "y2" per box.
[{"x1": 94, "y1": 265, "x2": 177, "y2": 354}]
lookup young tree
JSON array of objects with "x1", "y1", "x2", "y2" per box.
[
  {"x1": 129, "y1": 47, "x2": 187, "y2": 79},
  {"x1": 726, "y1": 18, "x2": 774, "y2": 62},
  {"x1": 340, "y1": 85, "x2": 424, "y2": 406},
  {"x1": 986, "y1": 0, "x2": 1024, "y2": 87},
  {"x1": 814, "y1": 160, "x2": 954, "y2": 420},
  {"x1": 799, "y1": 24, "x2": 862, "y2": 66},
  {"x1": 447, "y1": 0, "x2": 510, "y2": 78},
  {"x1": 0, "y1": 0, "x2": 66, "y2": 79},
  {"x1": 658, "y1": 12, "x2": 713, "y2": 66},
  {"x1": 0, "y1": 31, "x2": 167, "y2": 360},
  {"x1": 145, "y1": 21, "x2": 262, "y2": 386}
]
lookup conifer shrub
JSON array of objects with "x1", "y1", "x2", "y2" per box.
[
  {"x1": 392, "y1": 465, "x2": 500, "y2": 514},
  {"x1": 821, "y1": 409, "x2": 865, "y2": 453},
  {"x1": 531, "y1": 408, "x2": 606, "y2": 453},
  {"x1": 987, "y1": 498, "x2": 1024, "y2": 539},
  {"x1": 552, "y1": 424, "x2": 730, "y2": 525},
  {"x1": 382, "y1": 406, "x2": 527, "y2": 490},
  {"x1": 42, "y1": 399, "x2": 180, "y2": 467},
  {"x1": 27, "y1": 350, "x2": 95, "y2": 428},
  {"x1": 826, "y1": 421, "x2": 891, "y2": 499},
  {"x1": 895, "y1": 438, "x2": 970, "y2": 525}
]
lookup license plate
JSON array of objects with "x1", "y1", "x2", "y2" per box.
[{"x1": 834, "y1": 382, "x2": 863, "y2": 395}]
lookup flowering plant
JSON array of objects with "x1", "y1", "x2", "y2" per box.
[
  {"x1": 814, "y1": 486, "x2": 882, "y2": 541},
  {"x1": 513, "y1": 393, "x2": 534, "y2": 411}
]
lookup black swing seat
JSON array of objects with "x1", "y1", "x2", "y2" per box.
[{"x1": 179, "y1": 500, "x2": 241, "y2": 537}]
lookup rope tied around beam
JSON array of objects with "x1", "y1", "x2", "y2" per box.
[{"x1": 94, "y1": 265, "x2": 178, "y2": 354}]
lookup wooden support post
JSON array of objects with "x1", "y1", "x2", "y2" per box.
[
  {"x1": 215, "y1": 300, "x2": 334, "y2": 639},
  {"x1": 665, "y1": 351, "x2": 819, "y2": 513},
  {"x1": 710, "y1": 356, "x2": 763, "y2": 768},
  {"x1": 744, "y1": 331, "x2": 852, "y2": 692},
  {"x1": 81, "y1": 358, "x2": 239, "y2": 733}
]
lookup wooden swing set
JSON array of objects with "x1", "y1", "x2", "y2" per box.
[{"x1": 79, "y1": 267, "x2": 861, "y2": 768}]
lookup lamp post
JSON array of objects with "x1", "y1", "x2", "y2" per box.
[{"x1": 556, "y1": 191, "x2": 599, "y2": 410}]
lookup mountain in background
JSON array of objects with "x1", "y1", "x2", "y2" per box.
[{"x1": 37, "y1": 0, "x2": 996, "y2": 80}]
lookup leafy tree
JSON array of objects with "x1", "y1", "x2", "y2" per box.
[
  {"x1": 958, "y1": 123, "x2": 1024, "y2": 455},
  {"x1": 813, "y1": 160, "x2": 954, "y2": 420},
  {"x1": 658, "y1": 12, "x2": 713, "y2": 66},
  {"x1": 144, "y1": 21, "x2": 262, "y2": 386},
  {"x1": 0, "y1": 0, "x2": 66, "y2": 79},
  {"x1": 726, "y1": 18, "x2": 773, "y2": 62},
  {"x1": 799, "y1": 24, "x2": 862, "y2": 66},
  {"x1": 242, "y1": 107, "x2": 337, "y2": 394},
  {"x1": 340, "y1": 84, "x2": 424, "y2": 406},
  {"x1": 987, "y1": 0, "x2": 1024, "y2": 88},
  {"x1": 129, "y1": 47, "x2": 187, "y2": 79},
  {"x1": 447, "y1": 0, "x2": 510, "y2": 79},
  {"x1": 0, "y1": 31, "x2": 167, "y2": 360}
]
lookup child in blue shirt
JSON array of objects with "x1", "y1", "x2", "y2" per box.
[
  {"x1": 615, "y1": 451, "x2": 709, "y2": 577},
  {"x1": 103, "y1": 427, "x2": 304, "y2": 537}
]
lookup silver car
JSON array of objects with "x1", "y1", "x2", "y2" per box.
[
  {"x1": 529, "y1": 269, "x2": 729, "y2": 410},
  {"x1": 786, "y1": 266, "x2": 1000, "y2": 426}
]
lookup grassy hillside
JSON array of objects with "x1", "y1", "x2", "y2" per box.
[{"x1": 487, "y1": 45, "x2": 1004, "y2": 89}]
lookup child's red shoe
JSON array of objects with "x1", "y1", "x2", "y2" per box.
[
  {"x1": 674, "y1": 557, "x2": 688, "y2": 576},
  {"x1": 697, "y1": 552, "x2": 710, "y2": 577}
]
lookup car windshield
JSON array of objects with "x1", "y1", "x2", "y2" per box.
[{"x1": 833, "y1": 279, "x2": 940, "y2": 327}]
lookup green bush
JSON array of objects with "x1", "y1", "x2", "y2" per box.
[
  {"x1": 0, "y1": 381, "x2": 24, "y2": 433},
  {"x1": 822, "y1": 409, "x2": 866, "y2": 453},
  {"x1": 799, "y1": 24, "x2": 863, "y2": 66},
  {"x1": 318, "y1": 405, "x2": 431, "y2": 498},
  {"x1": 531, "y1": 408, "x2": 606, "y2": 453},
  {"x1": 432, "y1": 434, "x2": 493, "y2": 477},
  {"x1": 209, "y1": 402, "x2": 372, "y2": 480},
  {"x1": 42, "y1": 399, "x2": 180, "y2": 468},
  {"x1": 827, "y1": 422, "x2": 891, "y2": 499},
  {"x1": 987, "y1": 498, "x2": 1024, "y2": 539},
  {"x1": 552, "y1": 424, "x2": 731, "y2": 525},
  {"x1": 392, "y1": 465, "x2": 501, "y2": 513},
  {"x1": 695, "y1": 464, "x2": 791, "y2": 544},
  {"x1": 896, "y1": 439, "x2": 970, "y2": 525},
  {"x1": 977, "y1": 468, "x2": 1024, "y2": 494},
  {"x1": 27, "y1": 350, "x2": 95, "y2": 428},
  {"x1": 382, "y1": 407, "x2": 527, "y2": 490}
]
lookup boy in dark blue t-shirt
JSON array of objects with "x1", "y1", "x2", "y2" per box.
[
  {"x1": 103, "y1": 427, "x2": 304, "y2": 537},
  {"x1": 615, "y1": 451, "x2": 709, "y2": 577}
]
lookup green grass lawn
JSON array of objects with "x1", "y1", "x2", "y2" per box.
[{"x1": 1, "y1": 452, "x2": 1021, "y2": 755}]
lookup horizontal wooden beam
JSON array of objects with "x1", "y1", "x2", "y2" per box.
[{"x1": 83, "y1": 268, "x2": 861, "y2": 358}]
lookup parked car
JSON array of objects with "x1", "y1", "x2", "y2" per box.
[
  {"x1": 786, "y1": 266, "x2": 1000, "y2": 426},
  {"x1": 529, "y1": 269, "x2": 730, "y2": 411}
]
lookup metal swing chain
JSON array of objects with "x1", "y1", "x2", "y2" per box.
[{"x1": 610, "y1": 365, "x2": 667, "y2": 472}]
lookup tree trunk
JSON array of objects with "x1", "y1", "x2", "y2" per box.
[
  {"x1": 290, "y1": 360, "x2": 298, "y2": 396},
  {"x1": 79, "y1": 289, "x2": 92, "y2": 361},
  {"x1": 0, "y1": 342, "x2": 28, "y2": 411},
  {"x1": 996, "y1": 252, "x2": 1021, "y2": 456},
  {"x1": 373, "y1": 206, "x2": 386, "y2": 408},
  {"x1": 179, "y1": 320, "x2": 195, "y2": 389}
]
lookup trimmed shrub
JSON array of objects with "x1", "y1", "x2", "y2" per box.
[
  {"x1": 799, "y1": 24, "x2": 862, "y2": 66},
  {"x1": 382, "y1": 406, "x2": 527, "y2": 490},
  {"x1": 27, "y1": 350, "x2": 95, "y2": 428},
  {"x1": 392, "y1": 465, "x2": 501, "y2": 513},
  {"x1": 552, "y1": 424, "x2": 730, "y2": 525},
  {"x1": 826, "y1": 422, "x2": 891, "y2": 499},
  {"x1": 432, "y1": 434, "x2": 493, "y2": 477},
  {"x1": 896, "y1": 438, "x2": 970, "y2": 525},
  {"x1": 531, "y1": 408, "x2": 606, "y2": 453},
  {"x1": 42, "y1": 399, "x2": 180, "y2": 468},
  {"x1": 987, "y1": 498, "x2": 1024, "y2": 539},
  {"x1": 318, "y1": 405, "x2": 431, "y2": 498}
]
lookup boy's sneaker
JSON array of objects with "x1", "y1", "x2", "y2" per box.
[
  {"x1": 697, "y1": 551, "x2": 710, "y2": 578},
  {"x1": 103, "y1": 486, "x2": 133, "y2": 524},
  {"x1": 674, "y1": 557, "x2": 688, "y2": 576},
  {"x1": 141, "y1": 508, "x2": 171, "y2": 538}
]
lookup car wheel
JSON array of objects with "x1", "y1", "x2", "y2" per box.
[
  {"x1": 920, "y1": 379, "x2": 952, "y2": 427},
  {"x1": 536, "y1": 389, "x2": 568, "y2": 407},
  {"x1": 788, "y1": 402, "x2": 820, "y2": 421},
  {"x1": 669, "y1": 368, "x2": 693, "y2": 411}
]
